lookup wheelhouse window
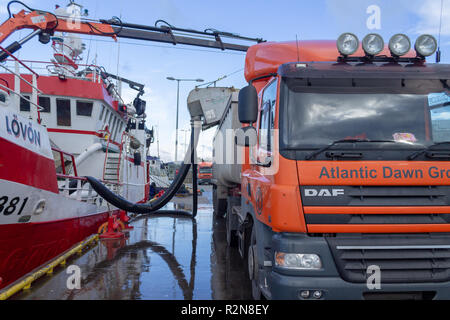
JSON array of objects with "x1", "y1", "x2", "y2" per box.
[
  {"x1": 39, "y1": 96, "x2": 51, "y2": 113},
  {"x1": 110, "y1": 117, "x2": 117, "y2": 140},
  {"x1": 20, "y1": 95, "x2": 30, "y2": 112},
  {"x1": 108, "y1": 111, "x2": 113, "y2": 129},
  {"x1": 56, "y1": 98, "x2": 71, "y2": 126},
  {"x1": 76, "y1": 100, "x2": 93, "y2": 116},
  {"x1": 103, "y1": 109, "x2": 110, "y2": 123},
  {"x1": 115, "y1": 122, "x2": 122, "y2": 141},
  {"x1": 99, "y1": 105, "x2": 105, "y2": 120}
]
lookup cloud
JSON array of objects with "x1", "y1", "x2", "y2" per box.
[
  {"x1": 0, "y1": 0, "x2": 35, "y2": 15},
  {"x1": 411, "y1": 0, "x2": 450, "y2": 35}
]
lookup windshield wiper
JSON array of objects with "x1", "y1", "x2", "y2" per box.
[
  {"x1": 305, "y1": 139, "x2": 399, "y2": 160},
  {"x1": 407, "y1": 141, "x2": 450, "y2": 160}
]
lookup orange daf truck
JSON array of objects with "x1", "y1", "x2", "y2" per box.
[
  {"x1": 198, "y1": 162, "x2": 213, "y2": 185},
  {"x1": 211, "y1": 33, "x2": 450, "y2": 300}
]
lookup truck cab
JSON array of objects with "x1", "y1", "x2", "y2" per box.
[
  {"x1": 213, "y1": 34, "x2": 450, "y2": 300},
  {"x1": 198, "y1": 162, "x2": 213, "y2": 185}
]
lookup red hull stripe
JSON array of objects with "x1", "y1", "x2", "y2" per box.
[
  {"x1": 0, "y1": 74, "x2": 115, "y2": 107},
  {"x1": 0, "y1": 137, "x2": 58, "y2": 193},
  {"x1": 0, "y1": 211, "x2": 113, "y2": 289},
  {"x1": 47, "y1": 128, "x2": 101, "y2": 136},
  {"x1": 47, "y1": 128, "x2": 121, "y2": 146}
]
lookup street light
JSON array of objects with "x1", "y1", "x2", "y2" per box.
[
  {"x1": 180, "y1": 129, "x2": 190, "y2": 155},
  {"x1": 166, "y1": 76, "x2": 204, "y2": 161}
]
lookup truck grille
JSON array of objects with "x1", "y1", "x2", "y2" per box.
[
  {"x1": 300, "y1": 186, "x2": 450, "y2": 207},
  {"x1": 326, "y1": 234, "x2": 450, "y2": 283},
  {"x1": 305, "y1": 214, "x2": 450, "y2": 225}
]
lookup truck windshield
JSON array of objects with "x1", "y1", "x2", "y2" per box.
[{"x1": 279, "y1": 78, "x2": 450, "y2": 152}]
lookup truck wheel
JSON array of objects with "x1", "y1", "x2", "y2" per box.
[
  {"x1": 247, "y1": 224, "x2": 262, "y2": 300},
  {"x1": 226, "y1": 207, "x2": 238, "y2": 247}
]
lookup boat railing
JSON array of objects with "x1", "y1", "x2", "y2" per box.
[
  {"x1": 4, "y1": 58, "x2": 105, "y2": 84},
  {"x1": 115, "y1": 130, "x2": 129, "y2": 184},
  {"x1": 56, "y1": 174, "x2": 122, "y2": 206},
  {"x1": 52, "y1": 147, "x2": 78, "y2": 176},
  {"x1": 3, "y1": 58, "x2": 126, "y2": 107},
  {"x1": 52, "y1": 147, "x2": 126, "y2": 205},
  {"x1": 0, "y1": 45, "x2": 43, "y2": 123},
  {"x1": 101, "y1": 128, "x2": 112, "y2": 181}
]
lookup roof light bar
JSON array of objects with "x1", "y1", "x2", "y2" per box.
[
  {"x1": 362, "y1": 33, "x2": 384, "y2": 56},
  {"x1": 415, "y1": 34, "x2": 437, "y2": 57},
  {"x1": 337, "y1": 33, "x2": 359, "y2": 56},
  {"x1": 389, "y1": 34, "x2": 411, "y2": 57}
]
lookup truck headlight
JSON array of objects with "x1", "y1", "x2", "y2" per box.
[
  {"x1": 275, "y1": 252, "x2": 322, "y2": 270},
  {"x1": 389, "y1": 34, "x2": 411, "y2": 57},
  {"x1": 337, "y1": 33, "x2": 359, "y2": 56},
  {"x1": 415, "y1": 34, "x2": 437, "y2": 57},
  {"x1": 362, "y1": 33, "x2": 384, "y2": 56}
]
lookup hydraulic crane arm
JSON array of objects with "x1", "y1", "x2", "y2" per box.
[
  {"x1": 0, "y1": 9, "x2": 117, "y2": 44},
  {"x1": 100, "y1": 70, "x2": 145, "y2": 97},
  {"x1": 0, "y1": 4, "x2": 264, "y2": 61}
]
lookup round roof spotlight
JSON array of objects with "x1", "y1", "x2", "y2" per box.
[
  {"x1": 337, "y1": 33, "x2": 359, "y2": 56},
  {"x1": 362, "y1": 33, "x2": 384, "y2": 56},
  {"x1": 389, "y1": 34, "x2": 411, "y2": 57},
  {"x1": 415, "y1": 34, "x2": 438, "y2": 57}
]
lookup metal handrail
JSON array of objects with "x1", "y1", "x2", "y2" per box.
[
  {"x1": 56, "y1": 173, "x2": 122, "y2": 186},
  {"x1": 115, "y1": 130, "x2": 129, "y2": 184},
  {"x1": 0, "y1": 45, "x2": 40, "y2": 77},
  {"x1": 0, "y1": 83, "x2": 43, "y2": 111},
  {"x1": 101, "y1": 128, "x2": 112, "y2": 180},
  {"x1": 52, "y1": 147, "x2": 78, "y2": 176},
  {"x1": 0, "y1": 64, "x2": 43, "y2": 94}
]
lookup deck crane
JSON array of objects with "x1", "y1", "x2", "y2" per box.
[
  {"x1": 0, "y1": 1, "x2": 264, "y2": 62},
  {"x1": 0, "y1": 1, "x2": 264, "y2": 216}
]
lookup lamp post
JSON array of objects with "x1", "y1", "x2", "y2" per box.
[
  {"x1": 166, "y1": 77, "x2": 204, "y2": 162},
  {"x1": 180, "y1": 129, "x2": 190, "y2": 155}
]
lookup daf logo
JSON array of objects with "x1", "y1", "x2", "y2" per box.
[{"x1": 304, "y1": 189, "x2": 345, "y2": 197}]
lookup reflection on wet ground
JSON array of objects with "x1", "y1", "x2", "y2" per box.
[{"x1": 13, "y1": 186, "x2": 252, "y2": 300}]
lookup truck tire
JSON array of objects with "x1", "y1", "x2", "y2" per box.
[
  {"x1": 226, "y1": 206, "x2": 238, "y2": 247},
  {"x1": 213, "y1": 185, "x2": 227, "y2": 218},
  {"x1": 247, "y1": 224, "x2": 262, "y2": 300}
]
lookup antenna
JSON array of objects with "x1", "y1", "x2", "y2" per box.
[
  {"x1": 437, "y1": 0, "x2": 444, "y2": 63},
  {"x1": 295, "y1": 34, "x2": 300, "y2": 62}
]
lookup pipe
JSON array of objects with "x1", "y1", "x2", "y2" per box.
[
  {"x1": 74, "y1": 142, "x2": 103, "y2": 167},
  {"x1": 191, "y1": 118, "x2": 198, "y2": 218},
  {"x1": 85, "y1": 118, "x2": 201, "y2": 215}
]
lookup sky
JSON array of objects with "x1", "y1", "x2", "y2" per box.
[{"x1": 1, "y1": 0, "x2": 449, "y2": 162}]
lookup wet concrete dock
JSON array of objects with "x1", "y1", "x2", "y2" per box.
[{"x1": 11, "y1": 186, "x2": 252, "y2": 300}]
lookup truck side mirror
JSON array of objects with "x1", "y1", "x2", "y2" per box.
[
  {"x1": 238, "y1": 85, "x2": 258, "y2": 124},
  {"x1": 235, "y1": 126, "x2": 257, "y2": 147}
]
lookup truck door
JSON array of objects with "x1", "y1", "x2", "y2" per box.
[
  {"x1": 253, "y1": 79, "x2": 277, "y2": 219},
  {"x1": 257, "y1": 80, "x2": 277, "y2": 166}
]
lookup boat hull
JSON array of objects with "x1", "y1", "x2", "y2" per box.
[{"x1": 0, "y1": 210, "x2": 111, "y2": 289}]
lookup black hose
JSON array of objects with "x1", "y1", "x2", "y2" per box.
[{"x1": 85, "y1": 118, "x2": 201, "y2": 216}]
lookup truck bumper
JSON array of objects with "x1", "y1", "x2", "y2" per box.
[
  {"x1": 270, "y1": 272, "x2": 450, "y2": 300},
  {"x1": 268, "y1": 233, "x2": 450, "y2": 300}
]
